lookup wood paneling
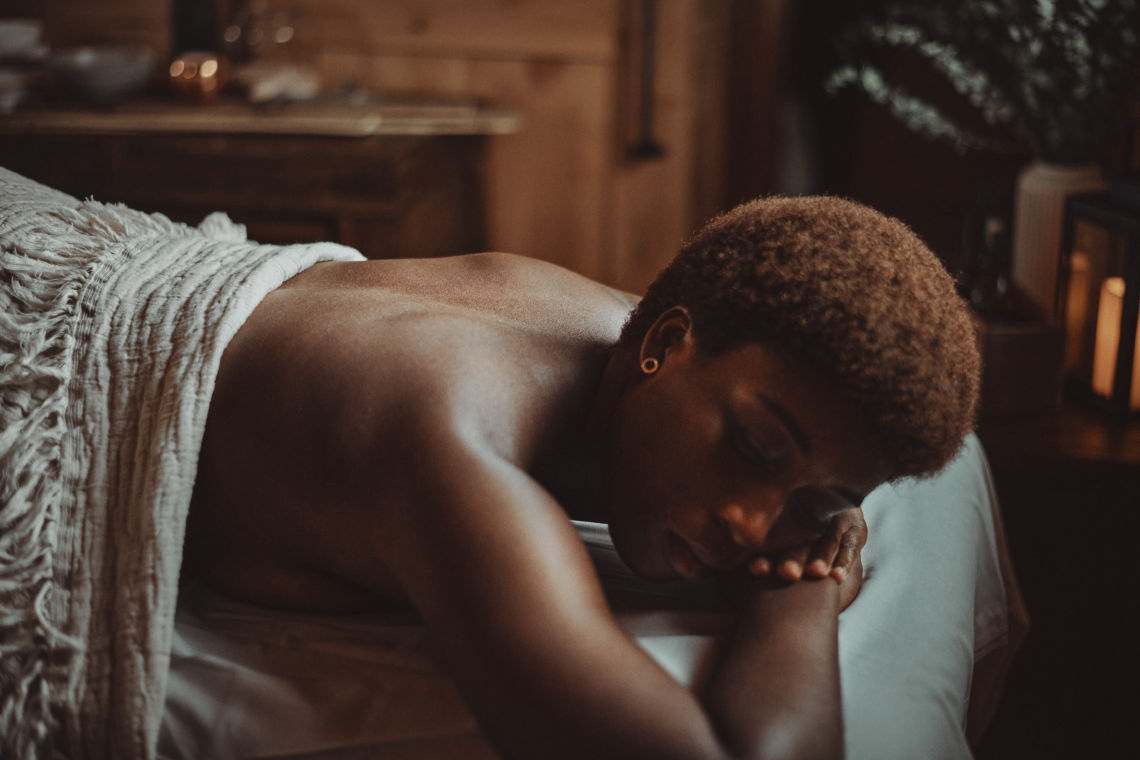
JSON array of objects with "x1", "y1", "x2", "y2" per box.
[
  {"x1": 281, "y1": 0, "x2": 620, "y2": 64},
  {"x1": 315, "y1": 51, "x2": 614, "y2": 279},
  {"x1": 29, "y1": 0, "x2": 755, "y2": 291},
  {"x1": 302, "y1": 0, "x2": 738, "y2": 291},
  {"x1": 610, "y1": 0, "x2": 733, "y2": 291},
  {"x1": 42, "y1": 0, "x2": 171, "y2": 62},
  {"x1": 296, "y1": 0, "x2": 624, "y2": 283},
  {"x1": 724, "y1": 0, "x2": 789, "y2": 206}
]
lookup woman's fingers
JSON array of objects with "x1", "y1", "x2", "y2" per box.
[
  {"x1": 831, "y1": 508, "x2": 868, "y2": 581},
  {"x1": 749, "y1": 556, "x2": 772, "y2": 576},
  {"x1": 749, "y1": 508, "x2": 869, "y2": 582},
  {"x1": 776, "y1": 545, "x2": 812, "y2": 581},
  {"x1": 804, "y1": 527, "x2": 841, "y2": 579},
  {"x1": 830, "y1": 526, "x2": 863, "y2": 582}
]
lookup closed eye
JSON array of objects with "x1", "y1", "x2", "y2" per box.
[{"x1": 728, "y1": 422, "x2": 786, "y2": 474}]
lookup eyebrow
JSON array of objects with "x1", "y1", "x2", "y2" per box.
[{"x1": 757, "y1": 394, "x2": 812, "y2": 456}]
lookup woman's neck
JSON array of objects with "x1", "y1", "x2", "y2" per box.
[{"x1": 530, "y1": 342, "x2": 636, "y2": 523}]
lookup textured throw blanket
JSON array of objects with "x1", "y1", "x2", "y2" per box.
[{"x1": 0, "y1": 167, "x2": 363, "y2": 759}]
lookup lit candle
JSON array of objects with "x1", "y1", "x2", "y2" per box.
[
  {"x1": 169, "y1": 52, "x2": 229, "y2": 102},
  {"x1": 1063, "y1": 251, "x2": 1089, "y2": 371},
  {"x1": 1091, "y1": 277, "x2": 1140, "y2": 409}
]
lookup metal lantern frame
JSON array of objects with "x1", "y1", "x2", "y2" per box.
[{"x1": 1055, "y1": 191, "x2": 1140, "y2": 417}]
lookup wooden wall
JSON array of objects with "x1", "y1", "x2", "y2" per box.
[
  {"x1": 292, "y1": 0, "x2": 621, "y2": 281},
  {"x1": 41, "y1": 0, "x2": 172, "y2": 62},
  {"x1": 26, "y1": 0, "x2": 787, "y2": 291},
  {"x1": 263, "y1": 0, "x2": 741, "y2": 291}
]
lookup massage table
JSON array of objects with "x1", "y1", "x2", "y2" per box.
[
  {"x1": 0, "y1": 167, "x2": 1026, "y2": 760},
  {"x1": 158, "y1": 434, "x2": 1026, "y2": 760}
]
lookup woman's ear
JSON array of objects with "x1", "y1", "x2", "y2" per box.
[{"x1": 639, "y1": 306, "x2": 695, "y2": 368}]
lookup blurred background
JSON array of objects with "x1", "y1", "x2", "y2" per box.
[
  {"x1": 8, "y1": 0, "x2": 1124, "y2": 291},
  {"x1": 1, "y1": 2, "x2": 1138, "y2": 759}
]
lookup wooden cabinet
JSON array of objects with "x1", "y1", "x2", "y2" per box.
[{"x1": 0, "y1": 103, "x2": 510, "y2": 259}]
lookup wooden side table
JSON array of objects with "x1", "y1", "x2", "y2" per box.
[{"x1": 0, "y1": 99, "x2": 518, "y2": 259}]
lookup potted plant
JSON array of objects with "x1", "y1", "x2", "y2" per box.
[{"x1": 824, "y1": 0, "x2": 1140, "y2": 313}]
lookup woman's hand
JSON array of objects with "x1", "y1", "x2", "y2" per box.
[{"x1": 747, "y1": 508, "x2": 868, "y2": 611}]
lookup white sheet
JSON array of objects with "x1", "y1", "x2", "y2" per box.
[{"x1": 159, "y1": 434, "x2": 1013, "y2": 760}]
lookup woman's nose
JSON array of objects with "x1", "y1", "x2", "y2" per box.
[{"x1": 715, "y1": 501, "x2": 778, "y2": 550}]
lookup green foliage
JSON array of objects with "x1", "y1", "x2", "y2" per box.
[{"x1": 824, "y1": 0, "x2": 1140, "y2": 162}]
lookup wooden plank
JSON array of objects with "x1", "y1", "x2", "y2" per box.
[
  {"x1": 0, "y1": 101, "x2": 519, "y2": 137},
  {"x1": 318, "y1": 51, "x2": 614, "y2": 280},
  {"x1": 41, "y1": 0, "x2": 171, "y2": 62},
  {"x1": 724, "y1": 0, "x2": 788, "y2": 204},
  {"x1": 691, "y1": 0, "x2": 734, "y2": 226},
  {"x1": 608, "y1": 0, "x2": 717, "y2": 292},
  {"x1": 276, "y1": 0, "x2": 620, "y2": 64},
  {"x1": 481, "y1": 61, "x2": 613, "y2": 279}
]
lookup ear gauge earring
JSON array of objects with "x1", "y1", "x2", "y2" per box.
[{"x1": 640, "y1": 357, "x2": 660, "y2": 374}]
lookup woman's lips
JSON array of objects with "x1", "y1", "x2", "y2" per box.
[{"x1": 666, "y1": 531, "x2": 714, "y2": 579}]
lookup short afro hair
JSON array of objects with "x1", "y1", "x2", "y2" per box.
[{"x1": 620, "y1": 195, "x2": 980, "y2": 479}]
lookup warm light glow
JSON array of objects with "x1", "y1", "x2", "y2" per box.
[
  {"x1": 1064, "y1": 251, "x2": 1089, "y2": 371},
  {"x1": 200, "y1": 59, "x2": 218, "y2": 78},
  {"x1": 169, "y1": 60, "x2": 184, "y2": 77},
  {"x1": 1091, "y1": 277, "x2": 1140, "y2": 409}
]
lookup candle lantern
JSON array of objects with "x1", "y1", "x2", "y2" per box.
[{"x1": 1055, "y1": 191, "x2": 1140, "y2": 416}]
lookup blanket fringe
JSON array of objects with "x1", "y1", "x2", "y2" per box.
[
  {"x1": 1, "y1": 203, "x2": 92, "y2": 760},
  {"x1": 0, "y1": 173, "x2": 247, "y2": 759}
]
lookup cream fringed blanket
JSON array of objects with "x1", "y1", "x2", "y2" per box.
[{"x1": 0, "y1": 167, "x2": 364, "y2": 759}]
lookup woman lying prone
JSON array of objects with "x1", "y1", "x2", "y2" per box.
[{"x1": 184, "y1": 195, "x2": 980, "y2": 760}]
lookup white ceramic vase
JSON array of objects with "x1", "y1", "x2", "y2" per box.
[{"x1": 1010, "y1": 161, "x2": 1105, "y2": 315}]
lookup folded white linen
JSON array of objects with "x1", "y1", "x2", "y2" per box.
[
  {"x1": 159, "y1": 435, "x2": 1021, "y2": 760},
  {"x1": 0, "y1": 167, "x2": 363, "y2": 760}
]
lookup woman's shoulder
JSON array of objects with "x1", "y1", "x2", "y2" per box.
[{"x1": 469, "y1": 251, "x2": 639, "y2": 308}]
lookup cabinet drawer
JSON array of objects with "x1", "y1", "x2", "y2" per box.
[{"x1": 0, "y1": 131, "x2": 484, "y2": 258}]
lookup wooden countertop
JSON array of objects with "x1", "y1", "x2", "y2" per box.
[{"x1": 0, "y1": 98, "x2": 520, "y2": 137}]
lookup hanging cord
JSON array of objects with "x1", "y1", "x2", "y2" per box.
[{"x1": 629, "y1": 0, "x2": 665, "y2": 159}]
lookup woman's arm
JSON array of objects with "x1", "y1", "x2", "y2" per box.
[
  {"x1": 702, "y1": 578, "x2": 844, "y2": 760},
  {"x1": 344, "y1": 430, "x2": 847, "y2": 760}
]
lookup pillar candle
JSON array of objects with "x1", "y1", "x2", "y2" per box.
[{"x1": 1091, "y1": 277, "x2": 1140, "y2": 409}]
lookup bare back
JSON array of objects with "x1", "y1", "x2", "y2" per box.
[
  {"x1": 184, "y1": 252, "x2": 635, "y2": 612},
  {"x1": 183, "y1": 250, "x2": 864, "y2": 760}
]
